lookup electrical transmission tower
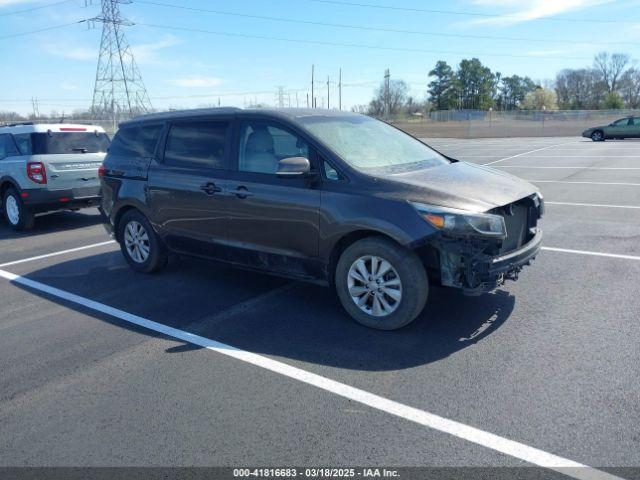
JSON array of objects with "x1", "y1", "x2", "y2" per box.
[{"x1": 90, "y1": 0, "x2": 152, "y2": 128}]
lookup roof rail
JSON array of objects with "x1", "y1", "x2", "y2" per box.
[{"x1": 0, "y1": 122, "x2": 35, "y2": 128}]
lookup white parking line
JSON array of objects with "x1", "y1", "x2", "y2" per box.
[
  {"x1": 543, "y1": 247, "x2": 640, "y2": 261},
  {"x1": 497, "y1": 166, "x2": 640, "y2": 170},
  {"x1": 0, "y1": 241, "x2": 116, "y2": 268},
  {"x1": 531, "y1": 180, "x2": 640, "y2": 186},
  {"x1": 482, "y1": 141, "x2": 576, "y2": 166},
  {"x1": 0, "y1": 268, "x2": 624, "y2": 480},
  {"x1": 545, "y1": 201, "x2": 640, "y2": 209}
]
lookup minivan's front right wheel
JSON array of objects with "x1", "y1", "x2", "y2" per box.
[
  {"x1": 335, "y1": 237, "x2": 428, "y2": 330},
  {"x1": 118, "y1": 209, "x2": 168, "y2": 273}
]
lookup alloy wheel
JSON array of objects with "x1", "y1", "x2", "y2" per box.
[
  {"x1": 124, "y1": 220, "x2": 151, "y2": 263},
  {"x1": 347, "y1": 255, "x2": 403, "y2": 317}
]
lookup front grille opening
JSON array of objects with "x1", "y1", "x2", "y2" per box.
[{"x1": 492, "y1": 196, "x2": 539, "y2": 254}]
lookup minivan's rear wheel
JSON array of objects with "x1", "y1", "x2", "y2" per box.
[
  {"x1": 118, "y1": 209, "x2": 167, "y2": 273},
  {"x1": 591, "y1": 130, "x2": 605, "y2": 142},
  {"x1": 335, "y1": 237, "x2": 428, "y2": 330},
  {"x1": 3, "y1": 188, "x2": 34, "y2": 231}
]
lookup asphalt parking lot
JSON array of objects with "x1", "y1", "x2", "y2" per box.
[{"x1": 0, "y1": 136, "x2": 638, "y2": 478}]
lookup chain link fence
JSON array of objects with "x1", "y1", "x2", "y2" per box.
[
  {"x1": 390, "y1": 109, "x2": 640, "y2": 138},
  {"x1": 3, "y1": 109, "x2": 640, "y2": 139}
]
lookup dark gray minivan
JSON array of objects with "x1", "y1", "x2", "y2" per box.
[{"x1": 100, "y1": 108, "x2": 543, "y2": 330}]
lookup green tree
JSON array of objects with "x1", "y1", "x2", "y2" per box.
[
  {"x1": 428, "y1": 61, "x2": 458, "y2": 110},
  {"x1": 522, "y1": 88, "x2": 558, "y2": 110},
  {"x1": 602, "y1": 91, "x2": 624, "y2": 109},
  {"x1": 500, "y1": 75, "x2": 537, "y2": 110},
  {"x1": 456, "y1": 58, "x2": 498, "y2": 110}
]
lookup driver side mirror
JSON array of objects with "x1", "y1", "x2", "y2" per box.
[{"x1": 276, "y1": 157, "x2": 311, "y2": 178}]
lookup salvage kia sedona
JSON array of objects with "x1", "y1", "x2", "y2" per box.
[{"x1": 99, "y1": 108, "x2": 543, "y2": 330}]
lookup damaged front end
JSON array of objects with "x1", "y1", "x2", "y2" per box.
[{"x1": 413, "y1": 194, "x2": 544, "y2": 295}]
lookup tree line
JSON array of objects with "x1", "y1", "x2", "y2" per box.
[{"x1": 354, "y1": 52, "x2": 640, "y2": 116}]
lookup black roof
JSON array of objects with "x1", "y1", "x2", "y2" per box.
[{"x1": 120, "y1": 107, "x2": 359, "y2": 127}]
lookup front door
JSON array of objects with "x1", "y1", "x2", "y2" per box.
[
  {"x1": 607, "y1": 117, "x2": 634, "y2": 138},
  {"x1": 630, "y1": 117, "x2": 640, "y2": 138},
  {"x1": 147, "y1": 120, "x2": 231, "y2": 259},
  {"x1": 225, "y1": 119, "x2": 321, "y2": 279}
]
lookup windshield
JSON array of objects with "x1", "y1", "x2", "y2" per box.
[
  {"x1": 14, "y1": 132, "x2": 110, "y2": 155},
  {"x1": 297, "y1": 115, "x2": 449, "y2": 173}
]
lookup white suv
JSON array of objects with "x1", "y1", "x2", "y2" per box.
[{"x1": 0, "y1": 123, "x2": 109, "y2": 230}]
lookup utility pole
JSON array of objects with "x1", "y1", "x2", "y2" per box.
[
  {"x1": 327, "y1": 76, "x2": 330, "y2": 109},
  {"x1": 276, "y1": 86, "x2": 285, "y2": 108},
  {"x1": 31, "y1": 97, "x2": 40, "y2": 119},
  {"x1": 90, "y1": 0, "x2": 152, "y2": 130},
  {"x1": 338, "y1": 68, "x2": 342, "y2": 110},
  {"x1": 306, "y1": 93, "x2": 309, "y2": 108},
  {"x1": 311, "y1": 64, "x2": 315, "y2": 109},
  {"x1": 384, "y1": 68, "x2": 390, "y2": 119}
]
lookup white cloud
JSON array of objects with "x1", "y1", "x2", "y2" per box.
[
  {"x1": 45, "y1": 45, "x2": 95, "y2": 61},
  {"x1": 170, "y1": 76, "x2": 224, "y2": 88},
  {"x1": 469, "y1": 0, "x2": 614, "y2": 25},
  {"x1": 0, "y1": 0, "x2": 39, "y2": 6},
  {"x1": 131, "y1": 35, "x2": 181, "y2": 65}
]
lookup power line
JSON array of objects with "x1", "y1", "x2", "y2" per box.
[
  {"x1": 135, "y1": 0, "x2": 640, "y2": 47},
  {"x1": 136, "y1": 22, "x2": 592, "y2": 60},
  {"x1": 0, "y1": 19, "x2": 87, "y2": 40},
  {"x1": 307, "y1": 0, "x2": 634, "y2": 24},
  {"x1": 0, "y1": 0, "x2": 75, "y2": 17}
]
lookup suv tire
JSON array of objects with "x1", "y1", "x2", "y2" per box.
[
  {"x1": 118, "y1": 209, "x2": 168, "y2": 273},
  {"x1": 335, "y1": 236, "x2": 428, "y2": 330},
  {"x1": 3, "y1": 188, "x2": 34, "y2": 231}
]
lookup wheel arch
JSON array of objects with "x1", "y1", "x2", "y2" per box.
[
  {"x1": 112, "y1": 201, "x2": 151, "y2": 242},
  {"x1": 0, "y1": 176, "x2": 21, "y2": 199},
  {"x1": 327, "y1": 229, "x2": 406, "y2": 285}
]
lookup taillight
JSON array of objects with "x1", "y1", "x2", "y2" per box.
[
  {"x1": 27, "y1": 162, "x2": 47, "y2": 184},
  {"x1": 98, "y1": 165, "x2": 106, "y2": 178}
]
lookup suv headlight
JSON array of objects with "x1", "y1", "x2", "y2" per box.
[{"x1": 410, "y1": 202, "x2": 507, "y2": 239}]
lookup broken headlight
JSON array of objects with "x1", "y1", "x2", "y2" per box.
[{"x1": 410, "y1": 202, "x2": 507, "y2": 239}]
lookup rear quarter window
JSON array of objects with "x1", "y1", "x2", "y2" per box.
[{"x1": 109, "y1": 125, "x2": 163, "y2": 158}]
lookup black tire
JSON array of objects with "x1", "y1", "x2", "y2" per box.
[
  {"x1": 335, "y1": 236, "x2": 428, "y2": 330},
  {"x1": 117, "y1": 209, "x2": 167, "y2": 273},
  {"x1": 3, "y1": 187, "x2": 34, "y2": 231},
  {"x1": 591, "y1": 130, "x2": 605, "y2": 142}
]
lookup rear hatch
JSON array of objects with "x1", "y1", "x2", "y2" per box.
[
  {"x1": 17, "y1": 130, "x2": 109, "y2": 192},
  {"x1": 35, "y1": 153, "x2": 105, "y2": 191}
]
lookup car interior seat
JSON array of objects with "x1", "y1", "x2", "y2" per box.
[{"x1": 243, "y1": 128, "x2": 277, "y2": 174}]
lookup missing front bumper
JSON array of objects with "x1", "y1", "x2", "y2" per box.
[{"x1": 438, "y1": 229, "x2": 543, "y2": 295}]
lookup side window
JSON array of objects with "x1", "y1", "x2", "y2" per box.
[
  {"x1": 238, "y1": 122, "x2": 309, "y2": 174},
  {"x1": 0, "y1": 134, "x2": 19, "y2": 160},
  {"x1": 109, "y1": 125, "x2": 162, "y2": 157},
  {"x1": 0, "y1": 135, "x2": 7, "y2": 160},
  {"x1": 13, "y1": 133, "x2": 33, "y2": 155},
  {"x1": 631, "y1": 118, "x2": 640, "y2": 126},
  {"x1": 323, "y1": 161, "x2": 340, "y2": 181},
  {"x1": 164, "y1": 122, "x2": 228, "y2": 169}
]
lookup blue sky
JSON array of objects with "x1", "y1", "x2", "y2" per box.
[{"x1": 1, "y1": 0, "x2": 640, "y2": 115}]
